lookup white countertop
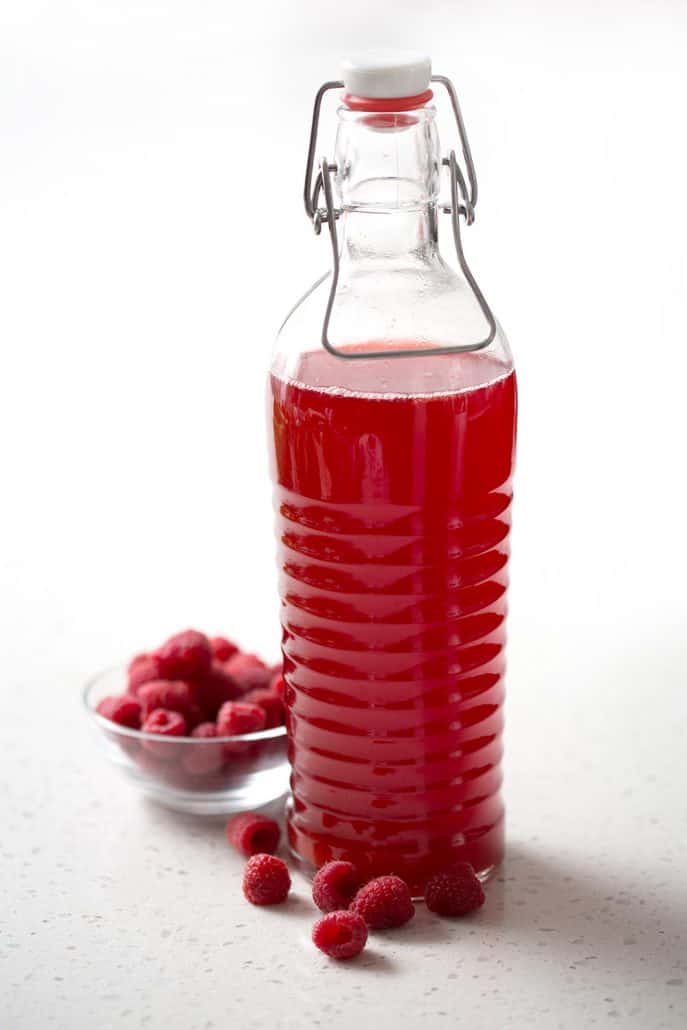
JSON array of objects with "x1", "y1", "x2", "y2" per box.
[
  {"x1": 3, "y1": 3, "x2": 687, "y2": 1027},
  {"x1": 3, "y1": 615, "x2": 686, "y2": 1030}
]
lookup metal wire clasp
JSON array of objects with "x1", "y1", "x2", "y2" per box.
[{"x1": 303, "y1": 75, "x2": 497, "y2": 360}]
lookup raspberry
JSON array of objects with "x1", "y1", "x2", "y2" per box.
[
  {"x1": 96, "y1": 694, "x2": 142, "y2": 729},
  {"x1": 242, "y1": 688, "x2": 284, "y2": 729},
  {"x1": 191, "y1": 720, "x2": 218, "y2": 738},
  {"x1": 182, "y1": 722, "x2": 223, "y2": 776},
  {"x1": 223, "y1": 653, "x2": 271, "y2": 694},
  {"x1": 127, "y1": 652, "x2": 163, "y2": 695},
  {"x1": 138, "y1": 680, "x2": 196, "y2": 721},
  {"x1": 312, "y1": 911, "x2": 368, "y2": 960},
  {"x1": 226, "y1": 812, "x2": 281, "y2": 856},
  {"x1": 155, "y1": 629, "x2": 212, "y2": 680},
  {"x1": 312, "y1": 861, "x2": 362, "y2": 913},
  {"x1": 210, "y1": 636, "x2": 240, "y2": 662},
  {"x1": 193, "y1": 659, "x2": 242, "y2": 718},
  {"x1": 270, "y1": 673, "x2": 286, "y2": 699},
  {"x1": 141, "y1": 708, "x2": 187, "y2": 758},
  {"x1": 424, "y1": 863, "x2": 485, "y2": 917},
  {"x1": 185, "y1": 704, "x2": 205, "y2": 731},
  {"x1": 242, "y1": 854, "x2": 290, "y2": 905},
  {"x1": 216, "y1": 701, "x2": 266, "y2": 736},
  {"x1": 350, "y1": 875, "x2": 415, "y2": 929},
  {"x1": 142, "y1": 707, "x2": 187, "y2": 736}
]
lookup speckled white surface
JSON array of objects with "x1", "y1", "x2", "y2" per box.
[
  {"x1": 2, "y1": 617, "x2": 686, "y2": 1030},
  {"x1": 3, "y1": 4, "x2": 687, "y2": 1025}
]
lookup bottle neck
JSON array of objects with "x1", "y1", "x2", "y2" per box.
[
  {"x1": 333, "y1": 106, "x2": 441, "y2": 270},
  {"x1": 339, "y1": 205, "x2": 438, "y2": 266}
]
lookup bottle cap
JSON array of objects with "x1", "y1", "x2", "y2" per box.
[{"x1": 340, "y1": 52, "x2": 431, "y2": 100}]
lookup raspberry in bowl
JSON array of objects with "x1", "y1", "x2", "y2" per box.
[{"x1": 84, "y1": 630, "x2": 288, "y2": 814}]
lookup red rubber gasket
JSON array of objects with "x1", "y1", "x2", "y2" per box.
[{"x1": 342, "y1": 88, "x2": 433, "y2": 112}]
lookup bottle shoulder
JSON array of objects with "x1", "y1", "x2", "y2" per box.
[{"x1": 272, "y1": 268, "x2": 513, "y2": 396}]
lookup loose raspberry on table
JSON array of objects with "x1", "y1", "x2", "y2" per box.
[
  {"x1": 210, "y1": 636, "x2": 240, "y2": 662},
  {"x1": 350, "y1": 875, "x2": 415, "y2": 929},
  {"x1": 141, "y1": 708, "x2": 187, "y2": 757},
  {"x1": 226, "y1": 812, "x2": 281, "y2": 857},
  {"x1": 312, "y1": 861, "x2": 362, "y2": 913},
  {"x1": 223, "y1": 653, "x2": 272, "y2": 694},
  {"x1": 182, "y1": 722, "x2": 223, "y2": 776},
  {"x1": 127, "y1": 652, "x2": 164, "y2": 694},
  {"x1": 216, "y1": 701, "x2": 266, "y2": 736},
  {"x1": 424, "y1": 863, "x2": 485, "y2": 917},
  {"x1": 312, "y1": 911, "x2": 368, "y2": 960},
  {"x1": 242, "y1": 688, "x2": 284, "y2": 729},
  {"x1": 242, "y1": 853, "x2": 291, "y2": 905},
  {"x1": 96, "y1": 695, "x2": 142, "y2": 730},
  {"x1": 155, "y1": 629, "x2": 212, "y2": 680},
  {"x1": 138, "y1": 680, "x2": 196, "y2": 721}
]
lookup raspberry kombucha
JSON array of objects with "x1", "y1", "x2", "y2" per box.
[{"x1": 269, "y1": 345, "x2": 517, "y2": 893}]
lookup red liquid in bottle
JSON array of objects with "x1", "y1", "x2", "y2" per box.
[{"x1": 269, "y1": 345, "x2": 517, "y2": 893}]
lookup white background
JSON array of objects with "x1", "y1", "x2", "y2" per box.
[{"x1": 2, "y1": 3, "x2": 686, "y2": 1029}]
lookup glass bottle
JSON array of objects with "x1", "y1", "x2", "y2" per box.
[{"x1": 268, "y1": 54, "x2": 517, "y2": 894}]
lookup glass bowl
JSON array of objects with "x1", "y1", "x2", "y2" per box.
[{"x1": 83, "y1": 667, "x2": 289, "y2": 814}]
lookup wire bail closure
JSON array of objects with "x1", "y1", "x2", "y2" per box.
[{"x1": 303, "y1": 75, "x2": 497, "y2": 360}]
